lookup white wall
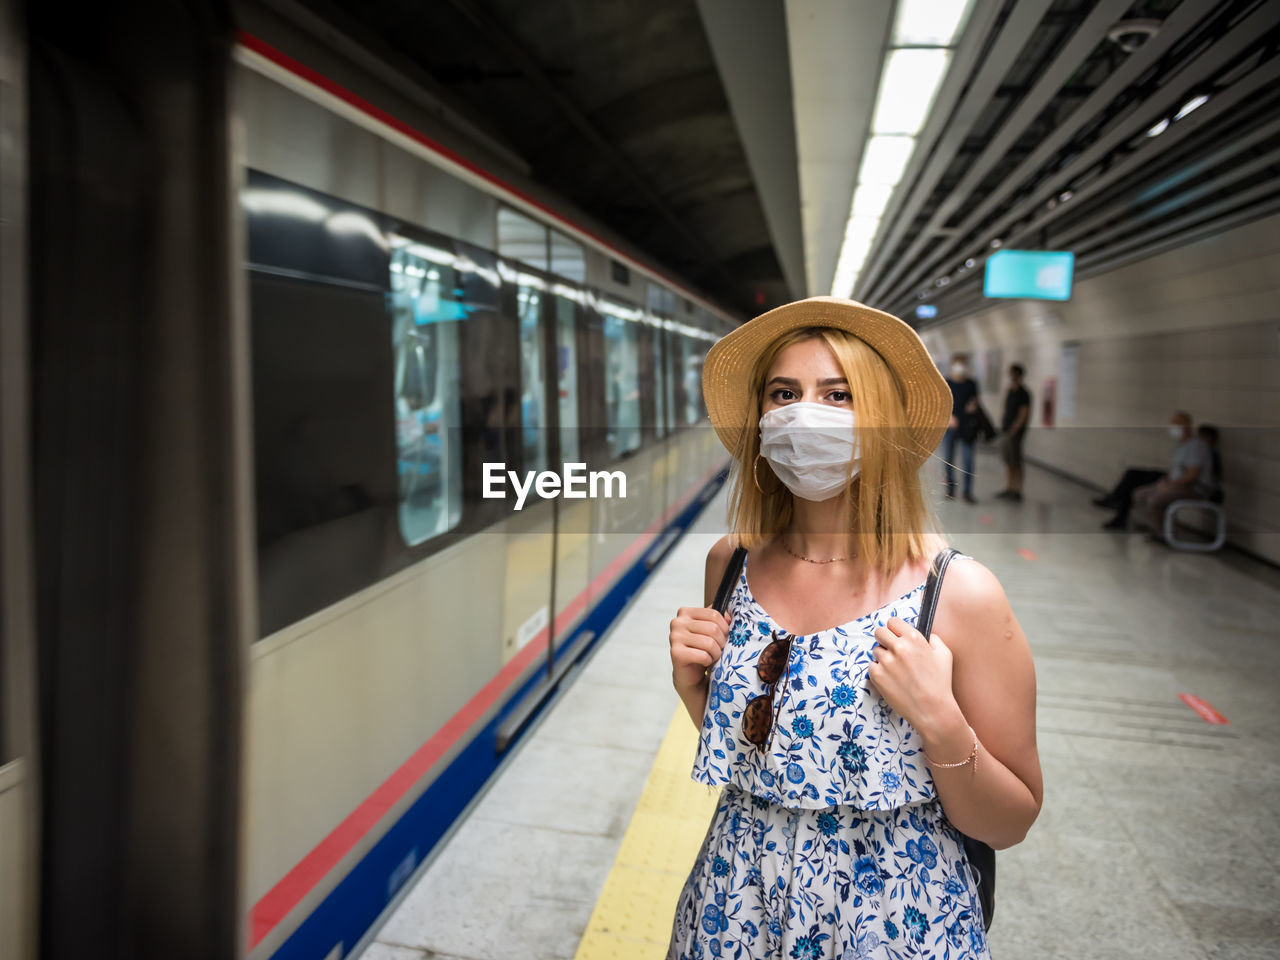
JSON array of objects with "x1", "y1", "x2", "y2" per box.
[{"x1": 920, "y1": 211, "x2": 1280, "y2": 563}]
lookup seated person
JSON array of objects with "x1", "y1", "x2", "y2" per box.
[
  {"x1": 1117, "y1": 412, "x2": 1217, "y2": 536},
  {"x1": 1097, "y1": 411, "x2": 1215, "y2": 530}
]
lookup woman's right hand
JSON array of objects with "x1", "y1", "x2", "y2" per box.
[{"x1": 669, "y1": 607, "x2": 729, "y2": 693}]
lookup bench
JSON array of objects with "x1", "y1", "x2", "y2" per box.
[{"x1": 1163, "y1": 488, "x2": 1226, "y2": 552}]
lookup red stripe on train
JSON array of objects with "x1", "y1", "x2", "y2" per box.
[{"x1": 249, "y1": 462, "x2": 724, "y2": 948}]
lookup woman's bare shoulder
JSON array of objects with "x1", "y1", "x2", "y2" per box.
[
  {"x1": 703, "y1": 535, "x2": 739, "y2": 606},
  {"x1": 938, "y1": 555, "x2": 1008, "y2": 612},
  {"x1": 933, "y1": 556, "x2": 1020, "y2": 649}
]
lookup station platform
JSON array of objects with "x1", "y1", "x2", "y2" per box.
[{"x1": 358, "y1": 451, "x2": 1280, "y2": 960}]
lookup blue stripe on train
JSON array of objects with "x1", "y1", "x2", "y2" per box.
[{"x1": 269, "y1": 465, "x2": 728, "y2": 960}]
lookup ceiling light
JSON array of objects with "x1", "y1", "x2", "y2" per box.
[
  {"x1": 1147, "y1": 118, "x2": 1170, "y2": 138},
  {"x1": 859, "y1": 135, "x2": 915, "y2": 186},
  {"x1": 1059, "y1": 190, "x2": 1074, "y2": 202},
  {"x1": 893, "y1": 0, "x2": 974, "y2": 46},
  {"x1": 872, "y1": 49, "x2": 952, "y2": 136},
  {"x1": 964, "y1": 258, "x2": 976, "y2": 268},
  {"x1": 1175, "y1": 94, "x2": 1210, "y2": 121},
  {"x1": 852, "y1": 183, "x2": 894, "y2": 218},
  {"x1": 842, "y1": 217, "x2": 880, "y2": 253},
  {"x1": 989, "y1": 238, "x2": 1003, "y2": 249},
  {"x1": 831, "y1": 218, "x2": 880, "y2": 297}
]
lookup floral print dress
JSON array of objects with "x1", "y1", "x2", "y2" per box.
[{"x1": 668, "y1": 554, "x2": 991, "y2": 960}]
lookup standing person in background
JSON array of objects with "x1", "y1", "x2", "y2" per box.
[
  {"x1": 942, "y1": 353, "x2": 980, "y2": 503},
  {"x1": 997, "y1": 364, "x2": 1032, "y2": 502}
]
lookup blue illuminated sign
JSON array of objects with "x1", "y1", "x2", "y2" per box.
[
  {"x1": 983, "y1": 250, "x2": 1075, "y2": 301},
  {"x1": 916, "y1": 304, "x2": 938, "y2": 319}
]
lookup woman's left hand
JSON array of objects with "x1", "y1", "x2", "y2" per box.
[{"x1": 867, "y1": 617, "x2": 958, "y2": 732}]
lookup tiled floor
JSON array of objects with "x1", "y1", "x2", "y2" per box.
[{"x1": 359, "y1": 449, "x2": 1280, "y2": 960}]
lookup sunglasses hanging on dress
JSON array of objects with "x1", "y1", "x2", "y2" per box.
[{"x1": 742, "y1": 630, "x2": 793, "y2": 750}]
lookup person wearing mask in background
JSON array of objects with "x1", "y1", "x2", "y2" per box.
[
  {"x1": 1098, "y1": 411, "x2": 1214, "y2": 532},
  {"x1": 996, "y1": 365, "x2": 1031, "y2": 502},
  {"x1": 942, "y1": 353, "x2": 980, "y2": 503},
  {"x1": 1129, "y1": 412, "x2": 1216, "y2": 541}
]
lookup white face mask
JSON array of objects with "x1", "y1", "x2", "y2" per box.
[
  {"x1": 951, "y1": 363, "x2": 967, "y2": 378},
  {"x1": 1169, "y1": 425, "x2": 1185, "y2": 440},
  {"x1": 758, "y1": 402, "x2": 859, "y2": 502}
]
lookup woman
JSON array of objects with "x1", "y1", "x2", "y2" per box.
[{"x1": 667, "y1": 298, "x2": 1042, "y2": 960}]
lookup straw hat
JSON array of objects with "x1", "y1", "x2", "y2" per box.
[{"x1": 702, "y1": 296, "x2": 951, "y2": 466}]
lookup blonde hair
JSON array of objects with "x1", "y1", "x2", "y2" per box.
[{"x1": 726, "y1": 326, "x2": 943, "y2": 577}]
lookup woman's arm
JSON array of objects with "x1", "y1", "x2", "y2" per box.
[
  {"x1": 869, "y1": 559, "x2": 1042, "y2": 850},
  {"x1": 669, "y1": 536, "x2": 734, "y2": 727},
  {"x1": 922, "y1": 560, "x2": 1042, "y2": 849}
]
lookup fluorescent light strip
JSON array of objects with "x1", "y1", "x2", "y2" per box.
[
  {"x1": 830, "y1": 0, "x2": 974, "y2": 297},
  {"x1": 872, "y1": 49, "x2": 952, "y2": 136},
  {"x1": 859, "y1": 135, "x2": 915, "y2": 186},
  {"x1": 852, "y1": 183, "x2": 894, "y2": 218},
  {"x1": 894, "y1": 0, "x2": 973, "y2": 46}
]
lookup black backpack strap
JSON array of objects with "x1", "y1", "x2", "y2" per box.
[
  {"x1": 712, "y1": 545, "x2": 748, "y2": 615},
  {"x1": 916, "y1": 547, "x2": 961, "y2": 639},
  {"x1": 915, "y1": 545, "x2": 996, "y2": 930}
]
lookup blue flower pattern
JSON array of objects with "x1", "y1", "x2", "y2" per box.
[{"x1": 669, "y1": 556, "x2": 990, "y2": 960}]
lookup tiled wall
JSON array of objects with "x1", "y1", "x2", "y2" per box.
[{"x1": 919, "y1": 212, "x2": 1280, "y2": 563}]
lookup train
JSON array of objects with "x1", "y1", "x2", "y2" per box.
[{"x1": 1, "y1": 5, "x2": 736, "y2": 960}]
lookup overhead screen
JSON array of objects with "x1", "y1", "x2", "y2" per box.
[{"x1": 983, "y1": 249, "x2": 1075, "y2": 301}]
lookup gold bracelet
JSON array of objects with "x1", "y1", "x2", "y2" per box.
[{"x1": 923, "y1": 725, "x2": 978, "y2": 770}]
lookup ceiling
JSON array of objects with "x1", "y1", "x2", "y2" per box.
[
  {"x1": 281, "y1": 0, "x2": 1280, "y2": 322},
  {"x1": 287, "y1": 0, "x2": 791, "y2": 315},
  {"x1": 854, "y1": 0, "x2": 1280, "y2": 326}
]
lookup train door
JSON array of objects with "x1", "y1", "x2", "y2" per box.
[
  {"x1": 0, "y1": 1, "x2": 38, "y2": 954},
  {"x1": 497, "y1": 267, "x2": 560, "y2": 669},
  {"x1": 647, "y1": 285, "x2": 682, "y2": 519},
  {"x1": 548, "y1": 287, "x2": 592, "y2": 654}
]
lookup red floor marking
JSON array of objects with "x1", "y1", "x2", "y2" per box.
[
  {"x1": 979, "y1": 514, "x2": 995, "y2": 525},
  {"x1": 1178, "y1": 693, "x2": 1229, "y2": 725},
  {"x1": 1016, "y1": 548, "x2": 1038, "y2": 560}
]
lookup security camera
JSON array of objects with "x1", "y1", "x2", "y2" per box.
[{"x1": 1107, "y1": 19, "x2": 1161, "y2": 53}]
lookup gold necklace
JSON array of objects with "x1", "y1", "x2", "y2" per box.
[{"x1": 780, "y1": 534, "x2": 857, "y2": 564}]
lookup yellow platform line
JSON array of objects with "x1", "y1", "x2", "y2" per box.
[{"x1": 574, "y1": 708, "x2": 721, "y2": 960}]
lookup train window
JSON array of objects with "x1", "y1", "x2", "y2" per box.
[
  {"x1": 497, "y1": 207, "x2": 548, "y2": 271},
  {"x1": 554, "y1": 291, "x2": 580, "y2": 464},
  {"x1": 515, "y1": 276, "x2": 548, "y2": 474},
  {"x1": 610, "y1": 260, "x2": 631, "y2": 286},
  {"x1": 601, "y1": 300, "x2": 642, "y2": 458},
  {"x1": 647, "y1": 286, "x2": 675, "y2": 439},
  {"x1": 665, "y1": 329, "x2": 679, "y2": 433},
  {"x1": 652, "y1": 323, "x2": 667, "y2": 439},
  {"x1": 549, "y1": 231, "x2": 585, "y2": 284},
  {"x1": 389, "y1": 236, "x2": 465, "y2": 546},
  {"x1": 681, "y1": 335, "x2": 706, "y2": 425}
]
